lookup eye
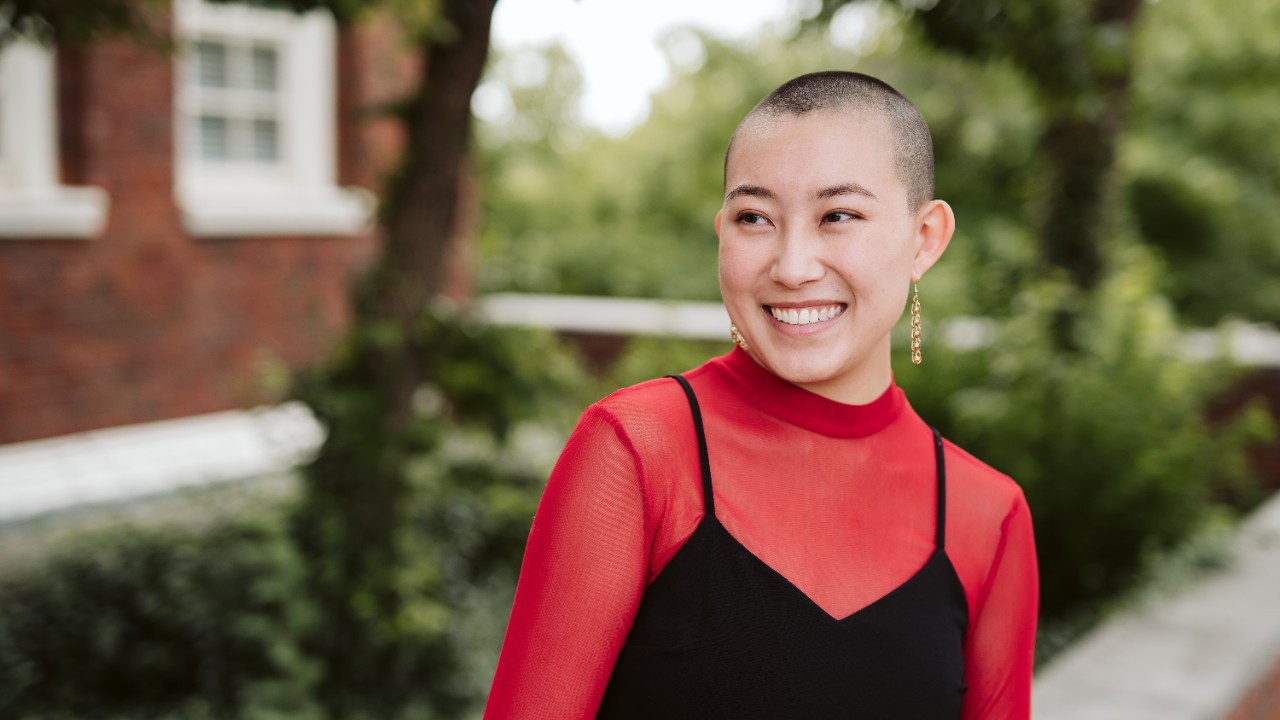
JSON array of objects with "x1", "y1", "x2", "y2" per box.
[
  {"x1": 736, "y1": 211, "x2": 770, "y2": 226},
  {"x1": 822, "y1": 210, "x2": 862, "y2": 224}
]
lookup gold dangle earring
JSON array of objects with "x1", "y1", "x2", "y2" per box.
[
  {"x1": 910, "y1": 281, "x2": 923, "y2": 365},
  {"x1": 730, "y1": 323, "x2": 749, "y2": 351}
]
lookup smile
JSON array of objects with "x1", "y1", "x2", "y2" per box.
[{"x1": 766, "y1": 304, "x2": 846, "y2": 326}]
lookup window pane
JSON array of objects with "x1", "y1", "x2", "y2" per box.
[
  {"x1": 251, "y1": 45, "x2": 279, "y2": 92},
  {"x1": 252, "y1": 118, "x2": 279, "y2": 162},
  {"x1": 195, "y1": 40, "x2": 228, "y2": 88},
  {"x1": 199, "y1": 115, "x2": 230, "y2": 160}
]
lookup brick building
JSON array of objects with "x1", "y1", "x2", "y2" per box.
[{"x1": 0, "y1": 1, "x2": 420, "y2": 444}]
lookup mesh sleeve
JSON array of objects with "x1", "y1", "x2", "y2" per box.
[
  {"x1": 484, "y1": 405, "x2": 650, "y2": 719},
  {"x1": 959, "y1": 493, "x2": 1039, "y2": 720}
]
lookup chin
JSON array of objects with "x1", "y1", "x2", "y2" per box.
[{"x1": 757, "y1": 349, "x2": 850, "y2": 388}]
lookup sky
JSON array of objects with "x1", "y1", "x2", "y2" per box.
[{"x1": 490, "y1": 0, "x2": 801, "y2": 134}]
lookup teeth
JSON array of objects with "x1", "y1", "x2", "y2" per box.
[{"x1": 769, "y1": 304, "x2": 845, "y2": 326}]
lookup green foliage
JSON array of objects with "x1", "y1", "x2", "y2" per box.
[
  {"x1": 871, "y1": 0, "x2": 1132, "y2": 102},
  {"x1": 0, "y1": 505, "x2": 322, "y2": 720},
  {"x1": 475, "y1": 40, "x2": 718, "y2": 300},
  {"x1": 1, "y1": 0, "x2": 165, "y2": 46},
  {"x1": 474, "y1": 22, "x2": 1050, "y2": 316},
  {"x1": 1125, "y1": 0, "x2": 1280, "y2": 323},
  {"x1": 290, "y1": 306, "x2": 587, "y2": 718},
  {"x1": 598, "y1": 336, "x2": 730, "y2": 394},
  {"x1": 897, "y1": 251, "x2": 1274, "y2": 629},
  {"x1": 0, "y1": 0, "x2": 368, "y2": 48},
  {"x1": 476, "y1": 30, "x2": 877, "y2": 301}
]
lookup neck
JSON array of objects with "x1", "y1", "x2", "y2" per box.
[
  {"x1": 716, "y1": 347, "x2": 906, "y2": 439},
  {"x1": 740, "y1": 337, "x2": 893, "y2": 406},
  {"x1": 793, "y1": 363, "x2": 893, "y2": 406}
]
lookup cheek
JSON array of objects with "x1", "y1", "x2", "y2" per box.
[
  {"x1": 717, "y1": 238, "x2": 758, "y2": 295},
  {"x1": 857, "y1": 234, "x2": 916, "y2": 282},
  {"x1": 834, "y1": 251, "x2": 909, "y2": 305},
  {"x1": 867, "y1": 258, "x2": 914, "y2": 309}
]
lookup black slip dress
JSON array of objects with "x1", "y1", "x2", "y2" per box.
[{"x1": 597, "y1": 374, "x2": 969, "y2": 719}]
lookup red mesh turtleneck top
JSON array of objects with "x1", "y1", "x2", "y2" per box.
[{"x1": 485, "y1": 348, "x2": 1038, "y2": 719}]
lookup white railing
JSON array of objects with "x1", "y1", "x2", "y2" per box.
[
  {"x1": 480, "y1": 293, "x2": 1280, "y2": 367},
  {"x1": 0, "y1": 402, "x2": 321, "y2": 524}
]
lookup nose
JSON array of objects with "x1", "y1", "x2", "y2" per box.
[{"x1": 769, "y1": 227, "x2": 825, "y2": 288}]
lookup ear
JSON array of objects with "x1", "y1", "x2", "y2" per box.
[
  {"x1": 911, "y1": 199, "x2": 955, "y2": 280},
  {"x1": 714, "y1": 208, "x2": 724, "y2": 238}
]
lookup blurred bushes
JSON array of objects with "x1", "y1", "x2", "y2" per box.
[
  {"x1": 897, "y1": 251, "x2": 1274, "y2": 649},
  {"x1": 1126, "y1": 0, "x2": 1280, "y2": 323},
  {"x1": 286, "y1": 306, "x2": 588, "y2": 718},
  {"x1": 0, "y1": 507, "x2": 323, "y2": 719}
]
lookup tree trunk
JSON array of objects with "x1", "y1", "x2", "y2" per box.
[
  {"x1": 1036, "y1": 113, "x2": 1115, "y2": 291},
  {"x1": 367, "y1": 0, "x2": 498, "y2": 429},
  {"x1": 294, "y1": 2, "x2": 499, "y2": 715},
  {"x1": 1035, "y1": 0, "x2": 1144, "y2": 292}
]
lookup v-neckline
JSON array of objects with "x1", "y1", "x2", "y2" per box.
[
  {"x1": 659, "y1": 372, "x2": 957, "y2": 627},
  {"x1": 704, "y1": 515, "x2": 952, "y2": 624}
]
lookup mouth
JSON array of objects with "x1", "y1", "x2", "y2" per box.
[{"x1": 764, "y1": 303, "x2": 847, "y2": 327}]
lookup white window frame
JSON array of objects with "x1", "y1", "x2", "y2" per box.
[
  {"x1": 173, "y1": 0, "x2": 373, "y2": 237},
  {"x1": 0, "y1": 39, "x2": 108, "y2": 239}
]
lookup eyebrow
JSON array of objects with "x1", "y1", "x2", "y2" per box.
[
  {"x1": 815, "y1": 183, "x2": 877, "y2": 201},
  {"x1": 724, "y1": 182, "x2": 878, "y2": 202},
  {"x1": 725, "y1": 184, "x2": 775, "y2": 201}
]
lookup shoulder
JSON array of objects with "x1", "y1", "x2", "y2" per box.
[
  {"x1": 941, "y1": 438, "x2": 1027, "y2": 511},
  {"x1": 591, "y1": 376, "x2": 688, "y2": 437},
  {"x1": 595, "y1": 375, "x2": 687, "y2": 418},
  {"x1": 576, "y1": 375, "x2": 705, "y2": 544},
  {"x1": 938, "y1": 437, "x2": 1037, "y2": 613},
  {"x1": 940, "y1": 436, "x2": 1034, "y2": 555},
  {"x1": 550, "y1": 376, "x2": 696, "y2": 522},
  {"x1": 583, "y1": 375, "x2": 701, "y2": 462}
]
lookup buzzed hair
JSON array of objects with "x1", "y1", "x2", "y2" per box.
[{"x1": 725, "y1": 71, "x2": 935, "y2": 211}]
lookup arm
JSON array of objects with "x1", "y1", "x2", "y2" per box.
[
  {"x1": 484, "y1": 405, "x2": 650, "y2": 719},
  {"x1": 960, "y1": 494, "x2": 1039, "y2": 720}
]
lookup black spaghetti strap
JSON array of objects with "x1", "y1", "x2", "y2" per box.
[
  {"x1": 931, "y1": 427, "x2": 947, "y2": 551},
  {"x1": 668, "y1": 374, "x2": 715, "y2": 517}
]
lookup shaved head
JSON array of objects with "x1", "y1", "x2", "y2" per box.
[{"x1": 726, "y1": 71, "x2": 935, "y2": 211}]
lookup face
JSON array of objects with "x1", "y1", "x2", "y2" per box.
[{"x1": 716, "y1": 109, "x2": 951, "y2": 404}]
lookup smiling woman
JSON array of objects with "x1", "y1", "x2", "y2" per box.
[
  {"x1": 716, "y1": 99, "x2": 953, "y2": 404},
  {"x1": 485, "y1": 72, "x2": 1037, "y2": 720}
]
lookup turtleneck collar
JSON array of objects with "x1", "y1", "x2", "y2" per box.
[{"x1": 708, "y1": 346, "x2": 905, "y2": 439}]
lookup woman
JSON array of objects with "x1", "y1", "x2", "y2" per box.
[{"x1": 485, "y1": 71, "x2": 1038, "y2": 719}]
